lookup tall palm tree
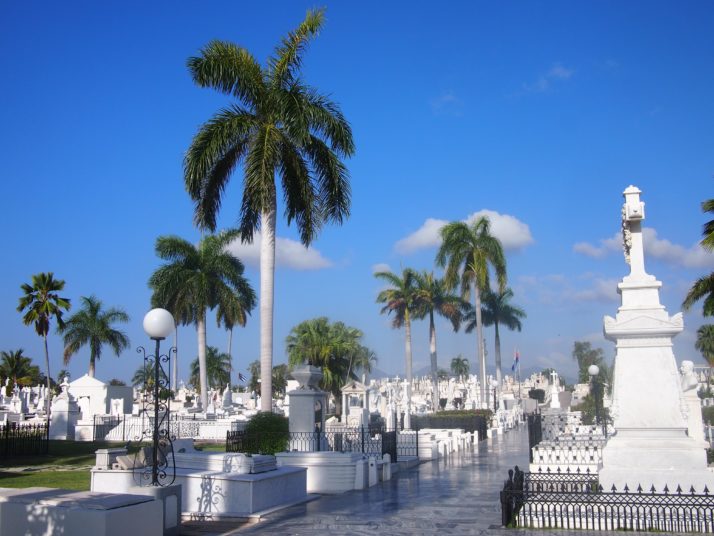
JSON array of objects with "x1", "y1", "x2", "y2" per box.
[
  {"x1": 412, "y1": 271, "x2": 467, "y2": 412},
  {"x1": 436, "y1": 217, "x2": 506, "y2": 405},
  {"x1": 189, "y1": 346, "x2": 231, "y2": 392},
  {"x1": 184, "y1": 9, "x2": 354, "y2": 413},
  {"x1": 375, "y1": 269, "x2": 418, "y2": 428},
  {"x1": 216, "y1": 287, "x2": 256, "y2": 385},
  {"x1": 17, "y1": 272, "x2": 71, "y2": 421},
  {"x1": 58, "y1": 295, "x2": 130, "y2": 378},
  {"x1": 149, "y1": 230, "x2": 254, "y2": 410},
  {"x1": 132, "y1": 362, "x2": 168, "y2": 389},
  {"x1": 0, "y1": 349, "x2": 40, "y2": 395},
  {"x1": 683, "y1": 198, "x2": 714, "y2": 314},
  {"x1": 466, "y1": 287, "x2": 525, "y2": 387},
  {"x1": 450, "y1": 355, "x2": 470, "y2": 380},
  {"x1": 286, "y1": 317, "x2": 374, "y2": 416}
]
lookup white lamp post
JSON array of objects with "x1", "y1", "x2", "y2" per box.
[{"x1": 142, "y1": 308, "x2": 174, "y2": 486}]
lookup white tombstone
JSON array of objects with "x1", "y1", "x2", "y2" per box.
[
  {"x1": 599, "y1": 186, "x2": 714, "y2": 492},
  {"x1": 50, "y1": 376, "x2": 80, "y2": 439}
]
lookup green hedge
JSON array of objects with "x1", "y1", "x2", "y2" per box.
[
  {"x1": 411, "y1": 410, "x2": 492, "y2": 440},
  {"x1": 243, "y1": 412, "x2": 289, "y2": 455}
]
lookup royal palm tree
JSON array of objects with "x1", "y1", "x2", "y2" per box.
[
  {"x1": 17, "y1": 272, "x2": 71, "y2": 421},
  {"x1": 413, "y1": 271, "x2": 467, "y2": 412},
  {"x1": 286, "y1": 317, "x2": 374, "y2": 415},
  {"x1": 466, "y1": 287, "x2": 525, "y2": 387},
  {"x1": 216, "y1": 287, "x2": 256, "y2": 385},
  {"x1": 375, "y1": 269, "x2": 418, "y2": 427},
  {"x1": 450, "y1": 355, "x2": 470, "y2": 380},
  {"x1": 184, "y1": 9, "x2": 354, "y2": 413},
  {"x1": 0, "y1": 349, "x2": 40, "y2": 395},
  {"x1": 149, "y1": 230, "x2": 254, "y2": 409},
  {"x1": 189, "y1": 346, "x2": 231, "y2": 392},
  {"x1": 436, "y1": 217, "x2": 506, "y2": 405},
  {"x1": 58, "y1": 296, "x2": 130, "y2": 378}
]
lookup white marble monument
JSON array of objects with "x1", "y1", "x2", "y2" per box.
[{"x1": 598, "y1": 185, "x2": 714, "y2": 491}]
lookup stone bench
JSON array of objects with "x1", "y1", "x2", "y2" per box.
[{"x1": 0, "y1": 487, "x2": 162, "y2": 536}]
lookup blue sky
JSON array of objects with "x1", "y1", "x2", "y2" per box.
[{"x1": 1, "y1": 1, "x2": 713, "y2": 386}]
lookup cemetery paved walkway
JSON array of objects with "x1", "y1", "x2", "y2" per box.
[
  {"x1": 184, "y1": 426, "x2": 687, "y2": 536},
  {"x1": 228, "y1": 426, "x2": 531, "y2": 535}
]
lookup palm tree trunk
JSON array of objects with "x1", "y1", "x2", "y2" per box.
[
  {"x1": 43, "y1": 334, "x2": 50, "y2": 426},
  {"x1": 260, "y1": 206, "x2": 276, "y2": 413},
  {"x1": 429, "y1": 311, "x2": 439, "y2": 413},
  {"x1": 494, "y1": 321, "x2": 502, "y2": 387},
  {"x1": 197, "y1": 314, "x2": 209, "y2": 410},
  {"x1": 404, "y1": 309, "x2": 413, "y2": 429},
  {"x1": 89, "y1": 354, "x2": 95, "y2": 378},
  {"x1": 473, "y1": 284, "x2": 486, "y2": 407}
]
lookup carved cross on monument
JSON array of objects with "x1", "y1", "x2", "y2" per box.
[{"x1": 621, "y1": 185, "x2": 647, "y2": 279}]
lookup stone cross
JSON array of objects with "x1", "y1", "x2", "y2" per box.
[{"x1": 621, "y1": 185, "x2": 647, "y2": 278}]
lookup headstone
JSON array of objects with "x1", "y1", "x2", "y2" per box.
[{"x1": 50, "y1": 376, "x2": 80, "y2": 440}]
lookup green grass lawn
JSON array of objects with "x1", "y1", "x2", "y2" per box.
[
  {"x1": 0, "y1": 470, "x2": 90, "y2": 490},
  {"x1": 0, "y1": 439, "x2": 225, "y2": 492}
]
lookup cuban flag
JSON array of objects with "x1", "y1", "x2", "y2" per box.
[
  {"x1": 238, "y1": 372, "x2": 246, "y2": 382},
  {"x1": 511, "y1": 350, "x2": 520, "y2": 372}
]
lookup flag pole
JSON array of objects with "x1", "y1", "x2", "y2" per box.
[{"x1": 517, "y1": 348, "x2": 521, "y2": 401}]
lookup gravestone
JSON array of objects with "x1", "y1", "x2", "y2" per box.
[{"x1": 598, "y1": 186, "x2": 714, "y2": 491}]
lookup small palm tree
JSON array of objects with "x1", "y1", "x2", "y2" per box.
[
  {"x1": 413, "y1": 271, "x2": 467, "y2": 412},
  {"x1": 189, "y1": 346, "x2": 231, "y2": 392},
  {"x1": 450, "y1": 355, "x2": 470, "y2": 380},
  {"x1": 149, "y1": 230, "x2": 254, "y2": 410},
  {"x1": 0, "y1": 349, "x2": 40, "y2": 395},
  {"x1": 132, "y1": 363, "x2": 168, "y2": 389},
  {"x1": 466, "y1": 287, "x2": 525, "y2": 387},
  {"x1": 436, "y1": 217, "x2": 506, "y2": 405},
  {"x1": 184, "y1": 9, "x2": 354, "y2": 412},
  {"x1": 683, "y1": 199, "x2": 714, "y2": 314},
  {"x1": 286, "y1": 317, "x2": 374, "y2": 416},
  {"x1": 58, "y1": 296, "x2": 130, "y2": 378},
  {"x1": 216, "y1": 286, "x2": 256, "y2": 385},
  {"x1": 696, "y1": 325, "x2": 714, "y2": 374},
  {"x1": 375, "y1": 269, "x2": 418, "y2": 427},
  {"x1": 17, "y1": 272, "x2": 71, "y2": 421}
]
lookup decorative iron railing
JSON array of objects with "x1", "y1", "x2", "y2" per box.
[
  {"x1": 501, "y1": 465, "x2": 714, "y2": 533},
  {"x1": 0, "y1": 422, "x2": 48, "y2": 458},
  {"x1": 227, "y1": 427, "x2": 407, "y2": 460}
]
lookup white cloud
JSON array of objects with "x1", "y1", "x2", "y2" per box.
[
  {"x1": 573, "y1": 228, "x2": 714, "y2": 269},
  {"x1": 431, "y1": 91, "x2": 463, "y2": 116},
  {"x1": 394, "y1": 210, "x2": 533, "y2": 254},
  {"x1": 515, "y1": 273, "x2": 619, "y2": 306},
  {"x1": 227, "y1": 232, "x2": 332, "y2": 270},
  {"x1": 372, "y1": 263, "x2": 391, "y2": 274},
  {"x1": 523, "y1": 63, "x2": 574, "y2": 93}
]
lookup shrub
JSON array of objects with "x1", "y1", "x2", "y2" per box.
[
  {"x1": 528, "y1": 389, "x2": 545, "y2": 403},
  {"x1": 244, "y1": 412, "x2": 289, "y2": 455},
  {"x1": 702, "y1": 406, "x2": 714, "y2": 425}
]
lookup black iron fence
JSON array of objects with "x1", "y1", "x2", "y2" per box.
[
  {"x1": 501, "y1": 465, "x2": 714, "y2": 533},
  {"x1": 227, "y1": 427, "x2": 408, "y2": 461},
  {"x1": 0, "y1": 422, "x2": 48, "y2": 458}
]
